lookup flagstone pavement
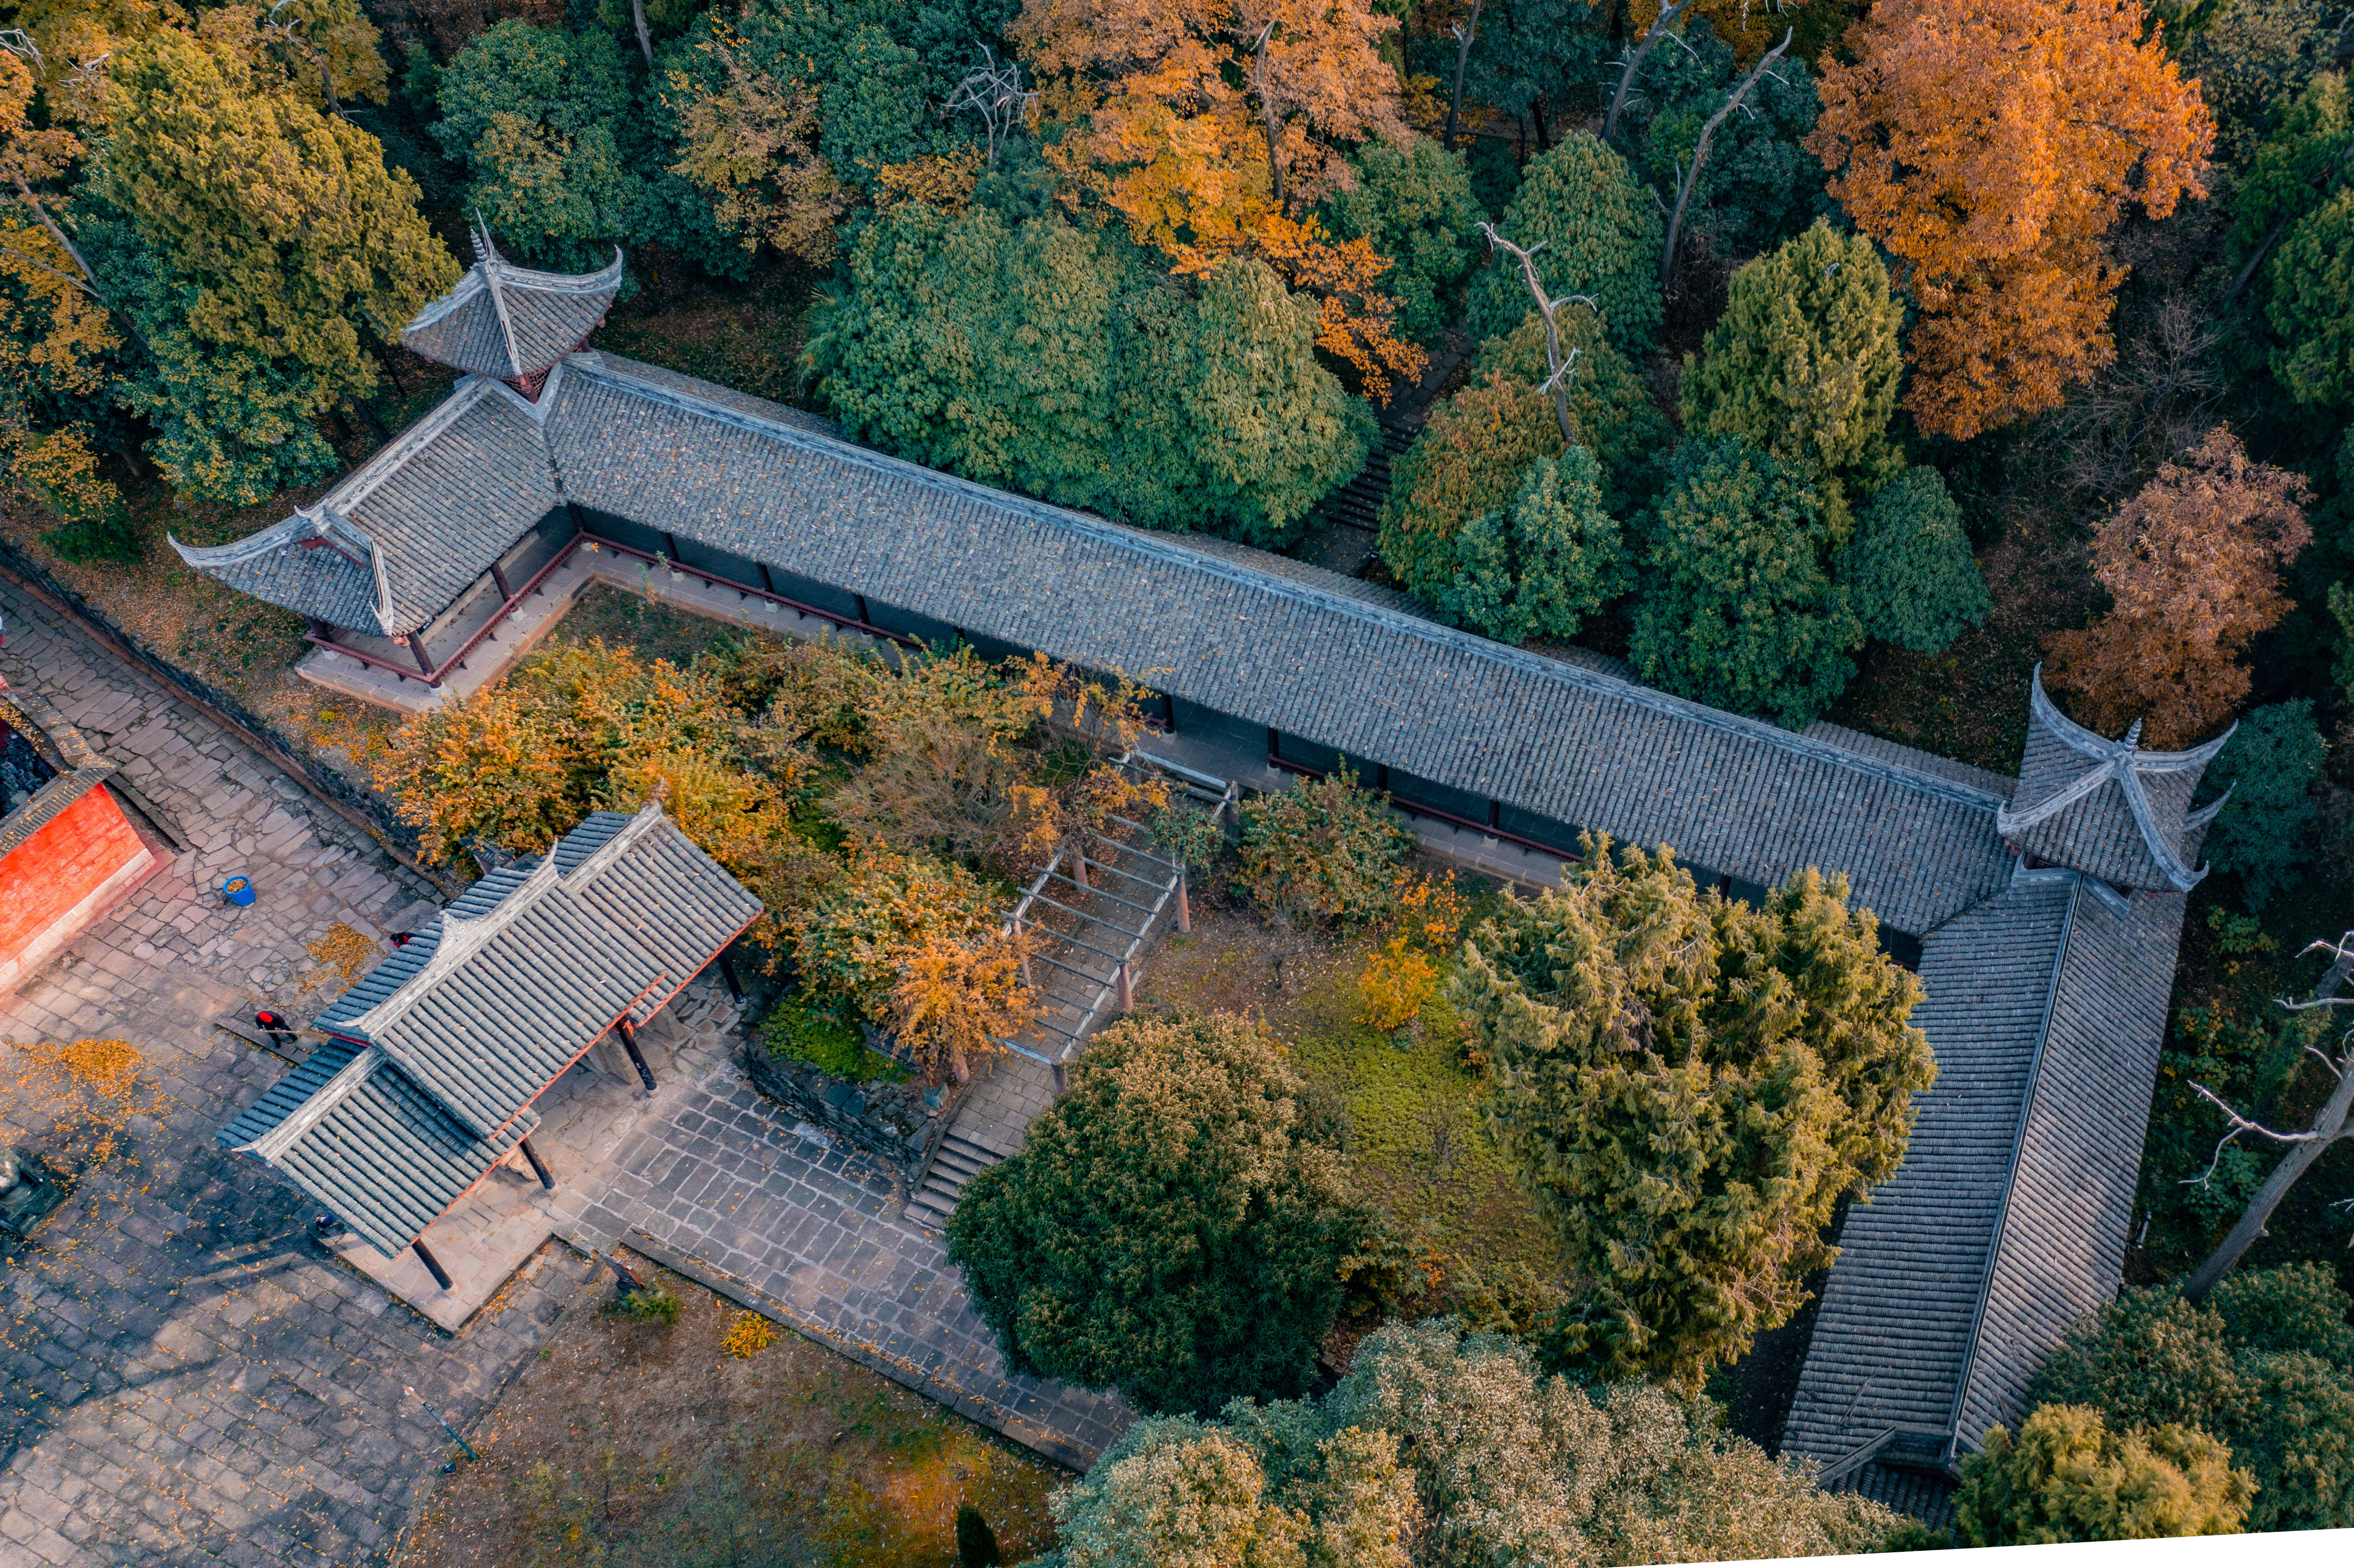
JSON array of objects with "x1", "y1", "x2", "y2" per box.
[{"x1": 0, "y1": 577, "x2": 1124, "y2": 1565}]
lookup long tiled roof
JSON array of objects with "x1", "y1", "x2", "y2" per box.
[
  {"x1": 218, "y1": 1038, "x2": 536, "y2": 1258},
  {"x1": 220, "y1": 802, "x2": 762, "y2": 1253},
  {"x1": 1997, "y1": 669, "x2": 2230, "y2": 892},
  {"x1": 314, "y1": 802, "x2": 761, "y2": 1137},
  {"x1": 1782, "y1": 868, "x2": 2186, "y2": 1493},
  {"x1": 177, "y1": 350, "x2": 2021, "y2": 933},
  {"x1": 165, "y1": 380, "x2": 563, "y2": 636},
  {"x1": 401, "y1": 226, "x2": 623, "y2": 381},
  {"x1": 0, "y1": 680, "x2": 117, "y2": 859}
]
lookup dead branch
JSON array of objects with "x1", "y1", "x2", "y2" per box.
[
  {"x1": 947, "y1": 47, "x2": 1036, "y2": 168},
  {"x1": 1476, "y1": 221, "x2": 1595, "y2": 446},
  {"x1": 1661, "y1": 28, "x2": 1791, "y2": 286},
  {"x1": 1604, "y1": 0, "x2": 1699, "y2": 143},
  {"x1": 1445, "y1": 0, "x2": 1485, "y2": 152}
]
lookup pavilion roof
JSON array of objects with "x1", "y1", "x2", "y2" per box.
[{"x1": 400, "y1": 224, "x2": 623, "y2": 382}]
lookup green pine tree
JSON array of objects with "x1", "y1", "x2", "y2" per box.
[
  {"x1": 1319, "y1": 132, "x2": 1484, "y2": 349},
  {"x1": 1953, "y1": 1406, "x2": 2254, "y2": 1545},
  {"x1": 1462, "y1": 132, "x2": 1663, "y2": 356},
  {"x1": 1630, "y1": 438, "x2": 1863, "y2": 730},
  {"x1": 1452, "y1": 841, "x2": 1935, "y2": 1388},
  {"x1": 1680, "y1": 218, "x2": 1905, "y2": 530},
  {"x1": 1473, "y1": 306, "x2": 1675, "y2": 515},
  {"x1": 1836, "y1": 466, "x2": 1990, "y2": 655},
  {"x1": 1431, "y1": 449, "x2": 1629, "y2": 645}
]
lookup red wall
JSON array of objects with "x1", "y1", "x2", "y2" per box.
[{"x1": 0, "y1": 785, "x2": 149, "y2": 966}]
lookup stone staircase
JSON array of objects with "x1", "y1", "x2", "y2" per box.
[{"x1": 905, "y1": 1129, "x2": 1006, "y2": 1227}]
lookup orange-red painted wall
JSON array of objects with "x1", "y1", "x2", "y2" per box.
[{"x1": 0, "y1": 785, "x2": 148, "y2": 965}]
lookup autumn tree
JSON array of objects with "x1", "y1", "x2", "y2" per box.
[
  {"x1": 1810, "y1": 0, "x2": 2213, "y2": 440},
  {"x1": 1462, "y1": 132, "x2": 1663, "y2": 355},
  {"x1": 666, "y1": 17, "x2": 845, "y2": 267},
  {"x1": 1630, "y1": 438, "x2": 1863, "y2": 730},
  {"x1": 2043, "y1": 428, "x2": 2311, "y2": 747},
  {"x1": 1317, "y1": 132, "x2": 1482, "y2": 349},
  {"x1": 1681, "y1": 219, "x2": 1903, "y2": 528},
  {"x1": 1472, "y1": 306, "x2": 1673, "y2": 513},
  {"x1": 947, "y1": 1008, "x2": 1368, "y2": 1414},
  {"x1": 1425, "y1": 451, "x2": 1629, "y2": 646},
  {"x1": 1454, "y1": 841, "x2": 1934, "y2": 1388},
  {"x1": 1013, "y1": 0, "x2": 1428, "y2": 398},
  {"x1": 1378, "y1": 373, "x2": 1564, "y2": 595}
]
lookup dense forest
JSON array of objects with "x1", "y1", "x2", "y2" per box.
[{"x1": 5, "y1": 0, "x2": 2354, "y2": 1538}]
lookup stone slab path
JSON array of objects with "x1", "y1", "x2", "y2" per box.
[
  {"x1": 549, "y1": 1051, "x2": 1130, "y2": 1472},
  {"x1": 0, "y1": 579, "x2": 590, "y2": 1568}
]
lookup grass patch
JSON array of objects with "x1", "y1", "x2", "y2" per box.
[
  {"x1": 398, "y1": 1251, "x2": 1063, "y2": 1568},
  {"x1": 761, "y1": 994, "x2": 909, "y2": 1084},
  {"x1": 1135, "y1": 885, "x2": 1557, "y2": 1283}
]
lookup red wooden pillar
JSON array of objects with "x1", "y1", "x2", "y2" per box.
[{"x1": 412, "y1": 1239, "x2": 454, "y2": 1290}]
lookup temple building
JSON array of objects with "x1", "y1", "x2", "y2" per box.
[
  {"x1": 182, "y1": 247, "x2": 2227, "y2": 1521},
  {"x1": 216, "y1": 801, "x2": 760, "y2": 1290}
]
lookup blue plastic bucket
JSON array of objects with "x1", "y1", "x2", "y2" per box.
[{"x1": 219, "y1": 875, "x2": 256, "y2": 907}]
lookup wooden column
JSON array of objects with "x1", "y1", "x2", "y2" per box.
[
  {"x1": 716, "y1": 950, "x2": 744, "y2": 1001},
  {"x1": 408, "y1": 634, "x2": 434, "y2": 676},
  {"x1": 1051, "y1": 1061, "x2": 1069, "y2": 1094},
  {"x1": 1070, "y1": 848, "x2": 1089, "y2": 890},
  {"x1": 412, "y1": 1239, "x2": 454, "y2": 1290},
  {"x1": 615, "y1": 1019, "x2": 657, "y2": 1090},
  {"x1": 490, "y1": 560, "x2": 515, "y2": 602},
  {"x1": 1115, "y1": 962, "x2": 1133, "y2": 1012},
  {"x1": 518, "y1": 1136, "x2": 555, "y2": 1190},
  {"x1": 1176, "y1": 868, "x2": 1191, "y2": 934}
]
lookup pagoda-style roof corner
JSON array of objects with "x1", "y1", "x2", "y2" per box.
[
  {"x1": 1994, "y1": 666, "x2": 2233, "y2": 892},
  {"x1": 402, "y1": 224, "x2": 623, "y2": 383}
]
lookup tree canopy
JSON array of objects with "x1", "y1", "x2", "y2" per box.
[
  {"x1": 1426, "y1": 449, "x2": 1630, "y2": 647},
  {"x1": 1318, "y1": 133, "x2": 1482, "y2": 350},
  {"x1": 1453, "y1": 840, "x2": 1933, "y2": 1387},
  {"x1": 946, "y1": 1009, "x2": 1367, "y2": 1414},
  {"x1": 1952, "y1": 1405, "x2": 2254, "y2": 1545},
  {"x1": 2044, "y1": 427, "x2": 2312, "y2": 747},
  {"x1": 1837, "y1": 466, "x2": 1991, "y2": 656},
  {"x1": 1629, "y1": 438, "x2": 1863, "y2": 730},
  {"x1": 807, "y1": 204, "x2": 1368, "y2": 549},
  {"x1": 1038, "y1": 1320, "x2": 1909, "y2": 1568},
  {"x1": 1811, "y1": 0, "x2": 2214, "y2": 439},
  {"x1": 2199, "y1": 701, "x2": 2328, "y2": 907},
  {"x1": 1462, "y1": 133, "x2": 1663, "y2": 356},
  {"x1": 1680, "y1": 218, "x2": 1905, "y2": 521}
]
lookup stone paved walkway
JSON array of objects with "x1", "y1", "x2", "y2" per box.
[
  {"x1": 0, "y1": 580, "x2": 591, "y2": 1567},
  {"x1": 550, "y1": 1050, "x2": 1131, "y2": 1471}
]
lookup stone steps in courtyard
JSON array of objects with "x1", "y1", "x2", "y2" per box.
[{"x1": 905, "y1": 1131, "x2": 1004, "y2": 1226}]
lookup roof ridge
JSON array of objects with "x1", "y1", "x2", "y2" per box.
[
  {"x1": 560, "y1": 796, "x2": 671, "y2": 888},
  {"x1": 558, "y1": 361, "x2": 2014, "y2": 817}
]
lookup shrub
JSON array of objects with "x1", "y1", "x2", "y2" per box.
[
  {"x1": 1320, "y1": 131, "x2": 1483, "y2": 348},
  {"x1": 720, "y1": 1312, "x2": 776, "y2": 1359},
  {"x1": 1358, "y1": 938, "x2": 1439, "y2": 1032},
  {"x1": 1147, "y1": 798, "x2": 1228, "y2": 875},
  {"x1": 759, "y1": 994, "x2": 903, "y2": 1083},
  {"x1": 782, "y1": 841, "x2": 1006, "y2": 1041},
  {"x1": 1235, "y1": 766, "x2": 1415, "y2": 927},
  {"x1": 1629, "y1": 438, "x2": 1862, "y2": 730},
  {"x1": 1837, "y1": 466, "x2": 1992, "y2": 655},
  {"x1": 1952, "y1": 1405, "x2": 2253, "y2": 1545},
  {"x1": 946, "y1": 1009, "x2": 1367, "y2": 1414},
  {"x1": 2199, "y1": 700, "x2": 2327, "y2": 907},
  {"x1": 1462, "y1": 132, "x2": 1664, "y2": 355},
  {"x1": 615, "y1": 1283, "x2": 683, "y2": 1324},
  {"x1": 1454, "y1": 841, "x2": 1933, "y2": 1387}
]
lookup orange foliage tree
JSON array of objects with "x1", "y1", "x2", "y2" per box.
[
  {"x1": 1014, "y1": 0, "x2": 1427, "y2": 399},
  {"x1": 1809, "y1": 0, "x2": 2212, "y2": 441},
  {"x1": 2044, "y1": 429, "x2": 2312, "y2": 747}
]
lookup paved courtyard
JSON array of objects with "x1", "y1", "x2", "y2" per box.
[
  {"x1": 0, "y1": 576, "x2": 1128, "y2": 1564},
  {"x1": 0, "y1": 579, "x2": 590, "y2": 1567}
]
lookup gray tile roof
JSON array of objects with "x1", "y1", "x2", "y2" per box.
[
  {"x1": 218, "y1": 1038, "x2": 536, "y2": 1258},
  {"x1": 400, "y1": 231, "x2": 623, "y2": 381},
  {"x1": 220, "y1": 802, "x2": 761, "y2": 1251},
  {"x1": 166, "y1": 380, "x2": 564, "y2": 636},
  {"x1": 542, "y1": 354, "x2": 2020, "y2": 936},
  {"x1": 1997, "y1": 668, "x2": 2229, "y2": 892},
  {"x1": 1782, "y1": 869, "x2": 2186, "y2": 1475},
  {"x1": 0, "y1": 682, "x2": 118, "y2": 858}
]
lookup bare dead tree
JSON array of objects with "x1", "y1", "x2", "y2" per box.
[
  {"x1": 2179, "y1": 931, "x2": 2354, "y2": 1304},
  {"x1": 1444, "y1": 0, "x2": 1485, "y2": 152},
  {"x1": 1660, "y1": 27, "x2": 1792, "y2": 285},
  {"x1": 1603, "y1": 0, "x2": 1699, "y2": 143},
  {"x1": 262, "y1": 1, "x2": 343, "y2": 117},
  {"x1": 947, "y1": 47, "x2": 1036, "y2": 168},
  {"x1": 1476, "y1": 221, "x2": 1595, "y2": 446},
  {"x1": 630, "y1": 0, "x2": 654, "y2": 68}
]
